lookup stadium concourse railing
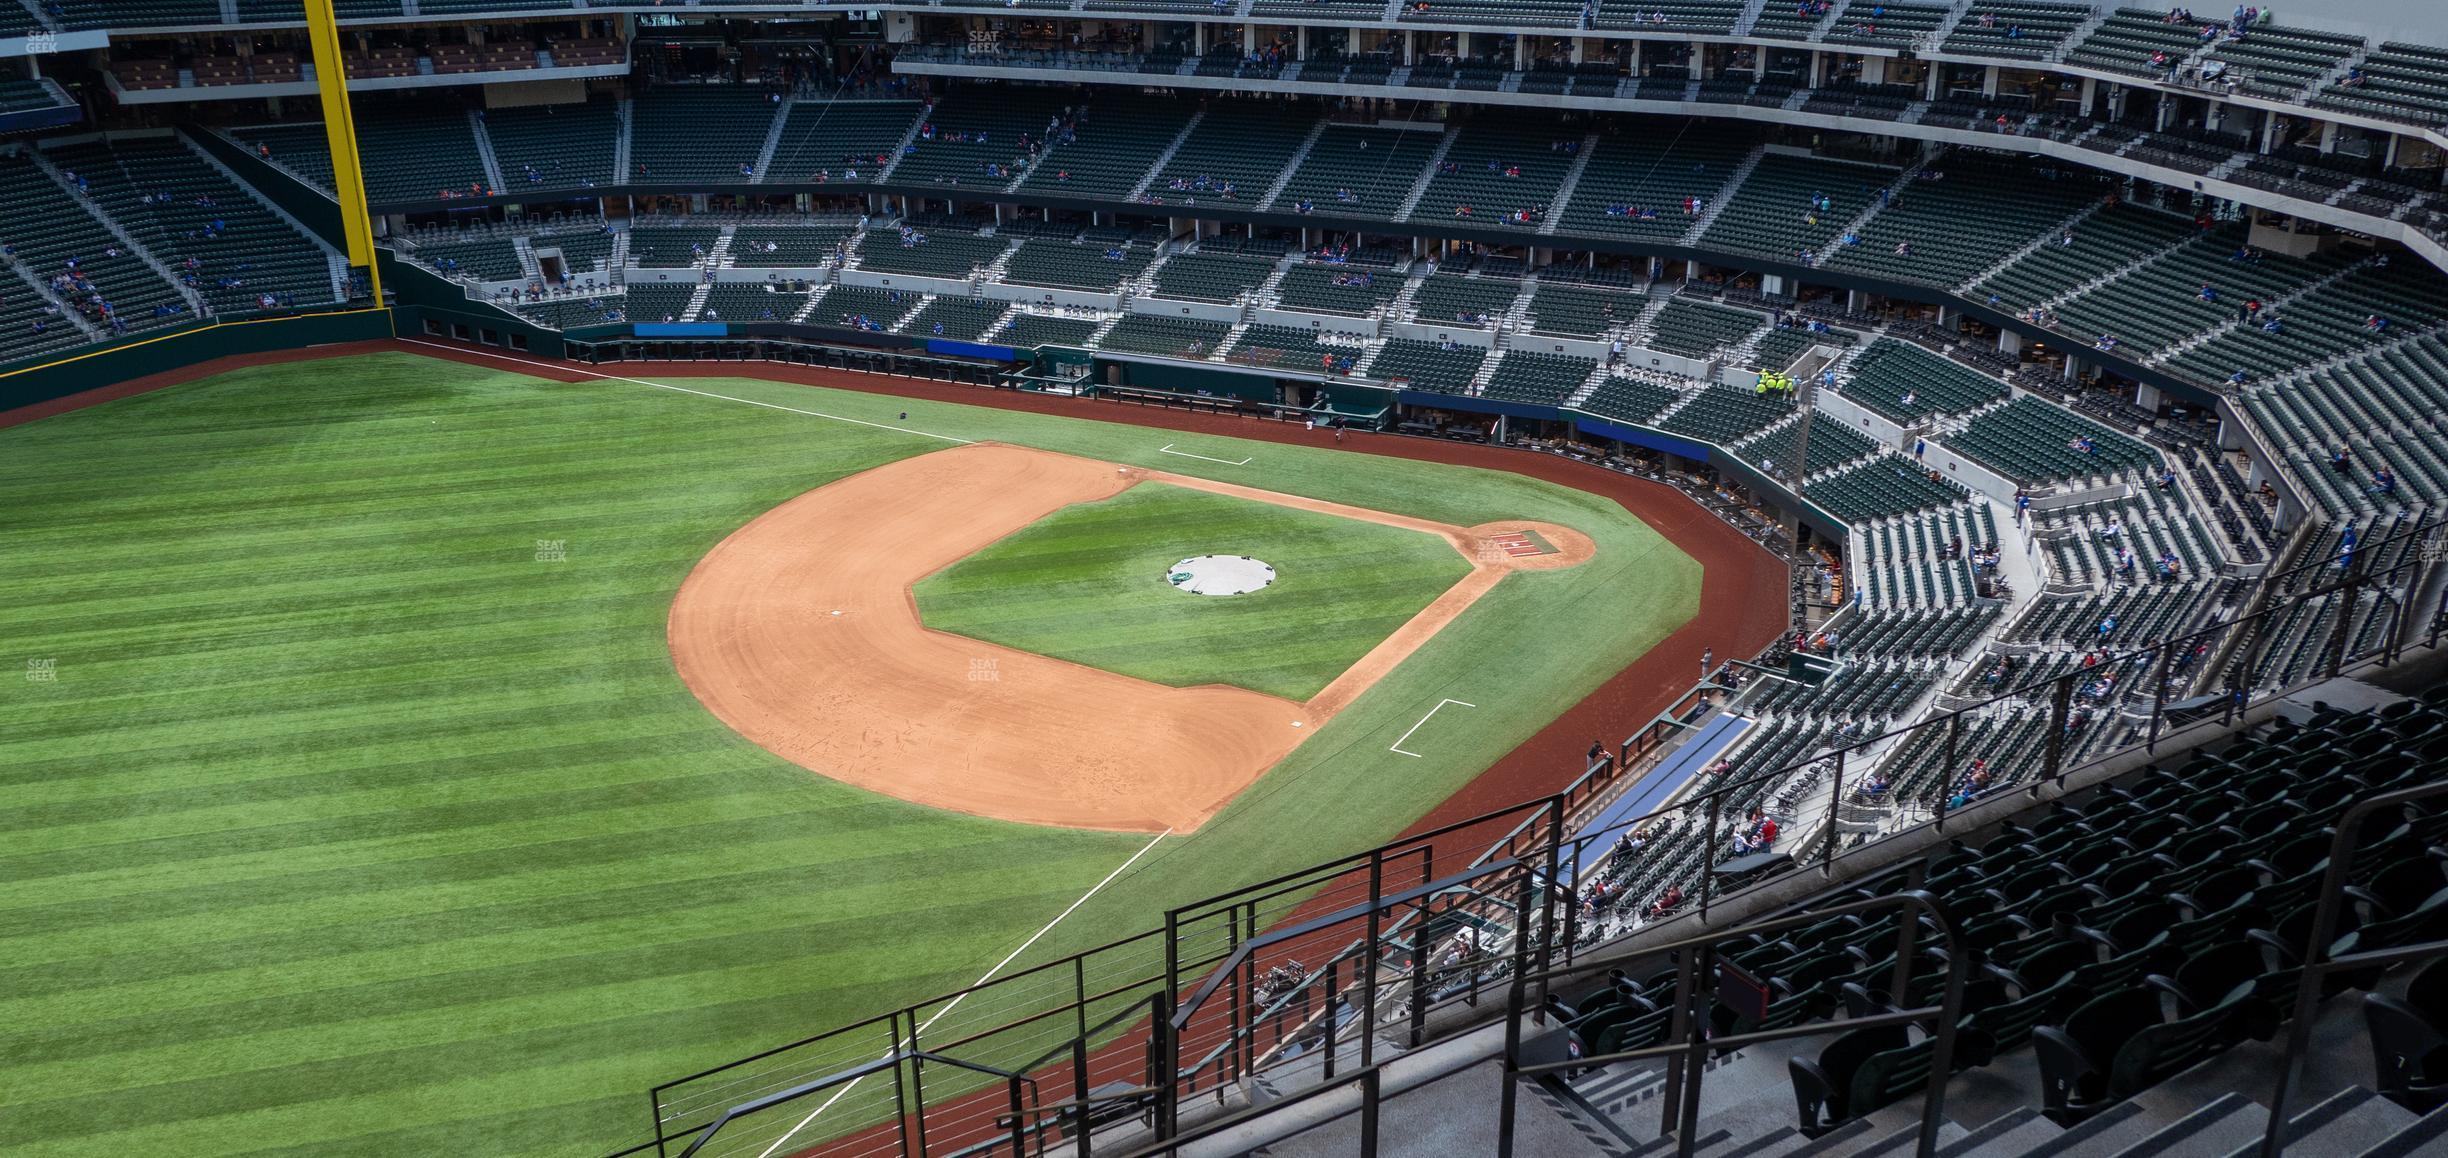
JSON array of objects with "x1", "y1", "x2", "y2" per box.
[{"x1": 603, "y1": 515, "x2": 2445, "y2": 1158}]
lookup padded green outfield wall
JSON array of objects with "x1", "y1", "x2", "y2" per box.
[{"x1": 0, "y1": 310, "x2": 395, "y2": 416}]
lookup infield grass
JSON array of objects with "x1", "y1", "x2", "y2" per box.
[
  {"x1": 915, "y1": 483, "x2": 1471, "y2": 700},
  {"x1": 0, "y1": 350, "x2": 1700, "y2": 1157}
]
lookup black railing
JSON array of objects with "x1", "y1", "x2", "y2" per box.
[{"x1": 608, "y1": 515, "x2": 2439, "y2": 1158}]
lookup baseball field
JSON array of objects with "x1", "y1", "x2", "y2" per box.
[{"x1": 0, "y1": 347, "x2": 1704, "y2": 1156}]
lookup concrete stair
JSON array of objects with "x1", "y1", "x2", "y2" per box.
[
  {"x1": 1540, "y1": 135, "x2": 1603, "y2": 236},
  {"x1": 1393, "y1": 129, "x2": 1460, "y2": 222},
  {"x1": 1680, "y1": 146, "x2": 1764, "y2": 246},
  {"x1": 1126, "y1": 109, "x2": 1206, "y2": 201},
  {"x1": 1257, "y1": 120, "x2": 1330, "y2": 212},
  {"x1": 469, "y1": 110, "x2": 507, "y2": 192}
]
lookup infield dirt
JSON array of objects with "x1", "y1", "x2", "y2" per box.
[{"x1": 665, "y1": 441, "x2": 1589, "y2": 832}]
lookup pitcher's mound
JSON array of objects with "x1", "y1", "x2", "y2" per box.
[{"x1": 1167, "y1": 555, "x2": 1276, "y2": 596}]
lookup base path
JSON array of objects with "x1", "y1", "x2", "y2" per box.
[{"x1": 668, "y1": 443, "x2": 1587, "y2": 834}]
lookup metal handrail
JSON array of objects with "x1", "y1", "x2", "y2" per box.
[
  {"x1": 2259, "y1": 778, "x2": 2448, "y2": 1158},
  {"x1": 1505, "y1": 888, "x2": 1969, "y2": 1158},
  {"x1": 608, "y1": 516, "x2": 2438, "y2": 1158}
]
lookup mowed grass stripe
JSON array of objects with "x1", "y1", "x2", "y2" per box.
[
  {"x1": 0, "y1": 352, "x2": 1691, "y2": 1156},
  {"x1": 919, "y1": 483, "x2": 1471, "y2": 701}
]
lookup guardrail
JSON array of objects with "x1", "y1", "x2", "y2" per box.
[{"x1": 605, "y1": 512, "x2": 2439, "y2": 1158}]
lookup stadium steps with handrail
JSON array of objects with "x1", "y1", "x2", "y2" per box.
[
  {"x1": 1810, "y1": 155, "x2": 1934, "y2": 269},
  {"x1": 610, "y1": 97, "x2": 633, "y2": 184},
  {"x1": 1125, "y1": 108, "x2": 1207, "y2": 202},
  {"x1": 1679, "y1": 146, "x2": 1765, "y2": 247},
  {"x1": 1537, "y1": 135, "x2": 1604, "y2": 237},
  {"x1": 1954, "y1": 197, "x2": 2115, "y2": 296},
  {"x1": 750, "y1": 96, "x2": 792, "y2": 183},
  {"x1": 25, "y1": 148, "x2": 203, "y2": 317},
  {"x1": 468, "y1": 110, "x2": 507, "y2": 194},
  {"x1": 1391, "y1": 128, "x2": 1461, "y2": 223},
  {"x1": 1255, "y1": 119, "x2": 1330, "y2": 212},
  {"x1": 175, "y1": 129, "x2": 345, "y2": 274}
]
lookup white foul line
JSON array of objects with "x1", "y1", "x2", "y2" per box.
[
  {"x1": 1389, "y1": 699, "x2": 1477, "y2": 758},
  {"x1": 1158, "y1": 442, "x2": 1253, "y2": 467},
  {"x1": 752, "y1": 828, "x2": 1173, "y2": 1158},
  {"x1": 397, "y1": 339, "x2": 978, "y2": 446}
]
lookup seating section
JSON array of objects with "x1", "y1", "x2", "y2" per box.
[
  {"x1": 409, "y1": 233, "x2": 524, "y2": 281},
  {"x1": 730, "y1": 226, "x2": 853, "y2": 267},
  {"x1": 900, "y1": 296, "x2": 1010, "y2": 340},
  {"x1": 1481, "y1": 351, "x2": 1594, "y2": 405},
  {"x1": 621, "y1": 283, "x2": 697, "y2": 325},
  {"x1": 1951, "y1": 396, "x2": 2158, "y2": 485},
  {"x1": 484, "y1": 100, "x2": 621, "y2": 193},
  {"x1": 1408, "y1": 275, "x2": 1517, "y2": 327},
  {"x1": 2206, "y1": 24, "x2": 2365, "y2": 100},
  {"x1": 1591, "y1": 0, "x2": 1744, "y2": 32},
  {"x1": 1150, "y1": 252, "x2": 1275, "y2": 302},
  {"x1": 2050, "y1": 225, "x2": 2351, "y2": 361},
  {"x1": 1142, "y1": 103, "x2": 1312, "y2": 209},
  {"x1": 1699, "y1": 154, "x2": 1897, "y2": 263},
  {"x1": 1398, "y1": 0, "x2": 1579, "y2": 27},
  {"x1": 1735, "y1": 415, "x2": 1879, "y2": 481},
  {"x1": 1808, "y1": 458, "x2": 1969, "y2": 522},
  {"x1": 1821, "y1": 0, "x2": 1950, "y2": 50},
  {"x1": 890, "y1": 88, "x2": 1074, "y2": 189},
  {"x1": 1227, "y1": 324, "x2": 1361, "y2": 372},
  {"x1": 2065, "y1": 7, "x2": 2221, "y2": 76},
  {"x1": 1656, "y1": 383, "x2": 1791, "y2": 443},
  {"x1": 1099, "y1": 313, "x2": 1230, "y2": 358},
  {"x1": 766, "y1": 99, "x2": 924, "y2": 186},
  {"x1": 2312, "y1": 42, "x2": 2448, "y2": 128},
  {"x1": 1647, "y1": 297, "x2": 1767, "y2": 358},
  {"x1": 1271, "y1": 125, "x2": 1444, "y2": 219},
  {"x1": 1369, "y1": 339, "x2": 1485, "y2": 393},
  {"x1": 697, "y1": 283, "x2": 805, "y2": 323},
  {"x1": 2241, "y1": 329, "x2": 2448, "y2": 522},
  {"x1": 1556, "y1": 132, "x2": 1753, "y2": 241},
  {"x1": 853, "y1": 228, "x2": 1008, "y2": 279},
  {"x1": 230, "y1": 124, "x2": 337, "y2": 193},
  {"x1": 627, "y1": 227, "x2": 722, "y2": 268},
  {"x1": 1820, "y1": 164, "x2": 2105, "y2": 289},
  {"x1": 0, "y1": 155, "x2": 170, "y2": 358},
  {"x1": 815, "y1": 284, "x2": 919, "y2": 330},
  {"x1": 517, "y1": 296, "x2": 626, "y2": 331},
  {"x1": 1837, "y1": 339, "x2": 2008, "y2": 424},
  {"x1": 352, "y1": 102, "x2": 491, "y2": 204},
  {"x1": 2164, "y1": 257, "x2": 2448, "y2": 386},
  {"x1": 1408, "y1": 118, "x2": 1580, "y2": 229},
  {"x1": 1937, "y1": 0, "x2": 2091, "y2": 59},
  {"x1": 629, "y1": 86, "x2": 779, "y2": 184},
  {"x1": 1973, "y1": 204, "x2": 2199, "y2": 318},
  {"x1": 1580, "y1": 375, "x2": 1683, "y2": 425},
  {"x1": 1526, "y1": 283, "x2": 1640, "y2": 336},
  {"x1": 56, "y1": 138, "x2": 337, "y2": 319},
  {"x1": 1273, "y1": 263, "x2": 1401, "y2": 316},
  {"x1": 1002, "y1": 240, "x2": 1154, "y2": 291},
  {"x1": 997, "y1": 311, "x2": 1103, "y2": 348},
  {"x1": 1016, "y1": 99, "x2": 1192, "y2": 200}
]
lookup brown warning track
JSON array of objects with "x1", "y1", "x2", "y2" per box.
[{"x1": 669, "y1": 440, "x2": 1589, "y2": 833}]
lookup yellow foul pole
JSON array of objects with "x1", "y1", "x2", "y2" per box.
[{"x1": 300, "y1": 0, "x2": 381, "y2": 304}]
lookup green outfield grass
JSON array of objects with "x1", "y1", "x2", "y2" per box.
[
  {"x1": 915, "y1": 483, "x2": 1471, "y2": 701},
  {"x1": 0, "y1": 351, "x2": 1699, "y2": 1157}
]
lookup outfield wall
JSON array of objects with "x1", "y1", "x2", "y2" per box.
[{"x1": 0, "y1": 309, "x2": 394, "y2": 416}]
